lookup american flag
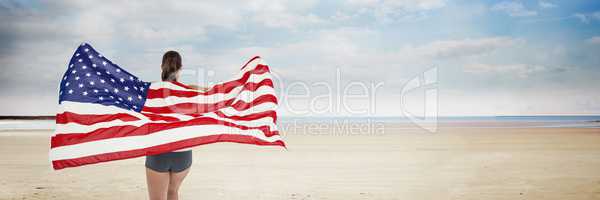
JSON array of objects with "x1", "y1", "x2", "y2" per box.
[{"x1": 50, "y1": 43, "x2": 285, "y2": 170}]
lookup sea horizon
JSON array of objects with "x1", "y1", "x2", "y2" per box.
[{"x1": 1, "y1": 115, "x2": 599, "y2": 131}]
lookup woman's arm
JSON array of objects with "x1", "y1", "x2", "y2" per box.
[{"x1": 188, "y1": 84, "x2": 209, "y2": 92}]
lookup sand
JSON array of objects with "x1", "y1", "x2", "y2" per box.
[{"x1": 1, "y1": 124, "x2": 600, "y2": 199}]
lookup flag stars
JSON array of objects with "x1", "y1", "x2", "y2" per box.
[{"x1": 61, "y1": 48, "x2": 148, "y2": 111}]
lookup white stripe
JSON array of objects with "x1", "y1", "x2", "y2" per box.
[
  {"x1": 218, "y1": 102, "x2": 278, "y2": 116},
  {"x1": 56, "y1": 119, "x2": 150, "y2": 134},
  {"x1": 56, "y1": 113, "x2": 277, "y2": 135},
  {"x1": 143, "y1": 113, "x2": 194, "y2": 121},
  {"x1": 56, "y1": 113, "x2": 277, "y2": 136},
  {"x1": 50, "y1": 124, "x2": 282, "y2": 161},
  {"x1": 148, "y1": 81, "x2": 189, "y2": 91},
  {"x1": 56, "y1": 101, "x2": 277, "y2": 134},
  {"x1": 58, "y1": 101, "x2": 144, "y2": 116},
  {"x1": 234, "y1": 86, "x2": 276, "y2": 104},
  {"x1": 145, "y1": 72, "x2": 272, "y2": 105},
  {"x1": 203, "y1": 112, "x2": 277, "y2": 131},
  {"x1": 144, "y1": 84, "x2": 275, "y2": 107}
]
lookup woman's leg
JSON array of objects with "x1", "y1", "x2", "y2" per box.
[
  {"x1": 167, "y1": 168, "x2": 190, "y2": 200},
  {"x1": 146, "y1": 167, "x2": 170, "y2": 200}
]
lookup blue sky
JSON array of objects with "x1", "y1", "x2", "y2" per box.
[{"x1": 0, "y1": 0, "x2": 599, "y2": 116}]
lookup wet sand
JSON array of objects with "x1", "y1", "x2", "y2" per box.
[{"x1": 1, "y1": 125, "x2": 600, "y2": 199}]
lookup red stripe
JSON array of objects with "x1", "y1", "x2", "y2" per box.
[
  {"x1": 214, "y1": 110, "x2": 277, "y2": 123},
  {"x1": 146, "y1": 65, "x2": 271, "y2": 99},
  {"x1": 141, "y1": 94, "x2": 278, "y2": 115},
  {"x1": 148, "y1": 78, "x2": 274, "y2": 99},
  {"x1": 51, "y1": 116, "x2": 279, "y2": 148},
  {"x1": 56, "y1": 95, "x2": 276, "y2": 126},
  {"x1": 56, "y1": 112, "x2": 139, "y2": 125},
  {"x1": 51, "y1": 134, "x2": 285, "y2": 170},
  {"x1": 240, "y1": 56, "x2": 261, "y2": 70},
  {"x1": 140, "y1": 113, "x2": 181, "y2": 122}
]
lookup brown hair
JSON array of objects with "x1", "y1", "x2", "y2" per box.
[{"x1": 161, "y1": 51, "x2": 182, "y2": 81}]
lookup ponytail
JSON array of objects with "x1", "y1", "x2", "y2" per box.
[{"x1": 161, "y1": 51, "x2": 182, "y2": 81}]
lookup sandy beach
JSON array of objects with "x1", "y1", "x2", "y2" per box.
[{"x1": 1, "y1": 124, "x2": 600, "y2": 200}]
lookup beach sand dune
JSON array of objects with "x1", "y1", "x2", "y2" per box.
[{"x1": 1, "y1": 126, "x2": 600, "y2": 199}]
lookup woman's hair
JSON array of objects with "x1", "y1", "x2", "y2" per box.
[{"x1": 161, "y1": 50, "x2": 182, "y2": 81}]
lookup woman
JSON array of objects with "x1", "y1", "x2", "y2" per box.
[{"x1": 145, "y1": 50, "x2": 206, "y2": 200}]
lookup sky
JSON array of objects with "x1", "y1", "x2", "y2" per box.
[{"x1": 0, "y1": 0, "x2": 599, "y2": 117}]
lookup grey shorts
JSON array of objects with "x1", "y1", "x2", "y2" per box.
[{"x1": 145, "y1": 151, "x2": 192, "y2": 173}]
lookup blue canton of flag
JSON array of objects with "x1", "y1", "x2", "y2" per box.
[{"x1": 59, "y1": 43, "x2": 150, "y2": 112}]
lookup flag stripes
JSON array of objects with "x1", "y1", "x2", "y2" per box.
[{"x1": 50, "y1": 43, "x2": 284, "y2": 170}]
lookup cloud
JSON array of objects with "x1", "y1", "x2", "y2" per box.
[
  {"x1": 209, "y1": 32, "x2": 521, "y2": 87},
  {"x1": 464, "y1": 63, "x2": 548, "y2": 78},
  {"x1": 0, "y1": 0, "x2": 599, "y2": 116},
  {"x1": 587, "y1": 36, "x2": 600, "y2": 45},
  {"x1": 245, "y1": 0, "x2": 326, "y2": 29},
  {"x1": 340, "y1": 0, "x2": 447, "y2": 23},
  {"x1": 414, "y1": 37, "x2": 520, "y2": 59},
  {"x1": 492, "y1": 1, "x2": 537, "y2": 17},
  {"x1": 346, "y1": 0, "x2": 446, "y2": 10},
  {"x1": 538, "y1": 1, "x2": 557, "y2": 9},
  {"x1": 573, "y1": 11, "x2": 600, "y2": 23}
]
